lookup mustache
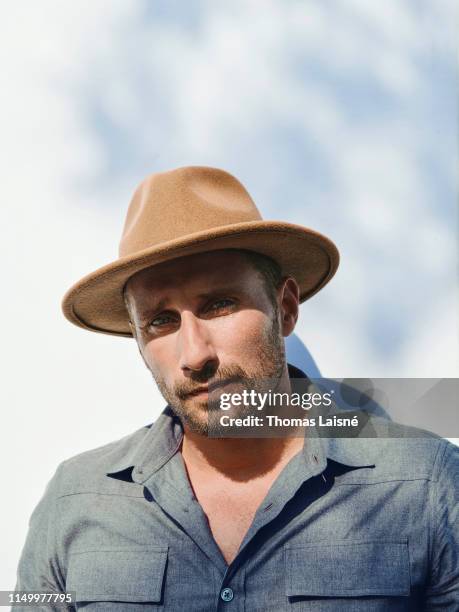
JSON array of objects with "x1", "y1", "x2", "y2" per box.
[{"x1": 174, "y1": 364, "x2": 249, "y2": 400}]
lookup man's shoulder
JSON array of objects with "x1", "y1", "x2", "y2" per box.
[
  {"x1": 54, "y1": 423, "x2": 154, "y2": 496},
  {"x1": 331, "y1": 415, "x2": 458, "y2": 484},
  {"x1": 370, "y1": 417, "x2": 457, "y2": 482},
  {"x1": 62, "y1": 424, "x2": 150, "y2": 466}
]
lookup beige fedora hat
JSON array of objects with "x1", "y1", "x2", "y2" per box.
[{"x1": 62, "y1": 166, "x2": 339, "y2": 337}]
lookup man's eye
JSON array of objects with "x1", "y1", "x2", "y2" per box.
[
  {"x1": 150, "y1": 314, "x2": 176, "y2": 327},
  {"x1": 208, "y1": 299, "x2": 235, "y2": 312}
]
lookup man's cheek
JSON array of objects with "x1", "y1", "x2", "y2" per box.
[{"x1": 221, "y1": 313, "x2": 267, "y2": 344}]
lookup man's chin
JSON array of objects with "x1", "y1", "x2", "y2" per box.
[{"x1": 179, "y1": 414, "x2": 211, "y2": 436}]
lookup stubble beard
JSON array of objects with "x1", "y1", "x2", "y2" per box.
[{"x1": 148, "y1": 311, "x2": 286, "y2": 435}]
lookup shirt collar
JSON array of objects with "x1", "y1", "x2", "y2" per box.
[{"x1": 107, "y1": 363, "x2": 375, "y2": 484}]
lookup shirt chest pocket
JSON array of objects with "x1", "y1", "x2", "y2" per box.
[
  {"x1": 284, "y1": 540, "x2": 411, "y2": 608},
  {"x1": 66, "y1": 546, "x2": 168, "y2": 610}
]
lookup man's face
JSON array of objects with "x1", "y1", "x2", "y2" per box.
[{"x1": 124, "y1": 250, "x2": 295, "y2": 435}]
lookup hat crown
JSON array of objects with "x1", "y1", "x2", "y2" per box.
[{"x1": 119, "y1": 166, "x2": 262, "y2": 258}]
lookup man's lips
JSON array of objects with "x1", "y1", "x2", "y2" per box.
[
  {"x1": 184, "y1": 386, "x2": 209, "y2": 398},
  {"x1": 184, "y1": 379, "x2": 235, "y2": 398}
]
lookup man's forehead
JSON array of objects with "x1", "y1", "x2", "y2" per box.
[{"x1": 125, "y1": 249, "x2": 255, "y2": 296}]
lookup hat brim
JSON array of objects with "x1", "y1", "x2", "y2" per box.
[{"x1": 61, "y1": 220, "x2": 339, "y2": 337}]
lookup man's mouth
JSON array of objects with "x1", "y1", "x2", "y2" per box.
[
  {"x1": 182, "y1": 376, "x2": 245, "y2": 400},
  {"x1": 185, "y1": 386, "x2": 209, "y2": 398}
]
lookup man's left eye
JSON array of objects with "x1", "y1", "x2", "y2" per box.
[{"x1": 208, "y1": 299, "x2": 234, "y2": 311}]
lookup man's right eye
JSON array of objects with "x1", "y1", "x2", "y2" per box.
[{"x1": 150, "y1": 314, "x2": 176, "y2": 327}]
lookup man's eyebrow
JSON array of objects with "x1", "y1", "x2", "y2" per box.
[
  {"x1": 137, "y1": 298, "x2": 170, "y2": 323},
  {"x1": 136, "y1": 285, "x2": 243, "y2": 320}
]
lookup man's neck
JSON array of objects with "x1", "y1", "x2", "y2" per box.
[{"x1": 181, "y1": 434, "x2": 305, "y2": 482}]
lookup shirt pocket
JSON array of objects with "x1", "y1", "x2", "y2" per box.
[
  {"x1": 66, "y1": 546, "x2": 168, "y2": 609},
  {"x1": 284, "y1": 539, "x2": 410, "y2": 602}
]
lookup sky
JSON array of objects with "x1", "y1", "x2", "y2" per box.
[{"x1": 1, "y1": 0, "x2": 457, "y2": 587}]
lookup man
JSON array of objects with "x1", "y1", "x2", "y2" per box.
[{"x1": 16, "y1": 166, "x2": 459, "y2": 610}]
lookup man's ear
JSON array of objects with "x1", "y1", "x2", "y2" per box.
[{"x1": 278, "y1": 276, "x2": 299, "y2": 337}]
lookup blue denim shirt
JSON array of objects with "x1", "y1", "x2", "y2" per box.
[{"x1": 15, "y1": 371, "x2": 459, "y2": 611}]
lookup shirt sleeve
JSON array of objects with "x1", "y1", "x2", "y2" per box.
[
  {"x1": 424, "y1": 440, "x2": 459, "y2": 610},
  {"x1": 14, "y1": 463, "x2": 72, "y2": 611}
]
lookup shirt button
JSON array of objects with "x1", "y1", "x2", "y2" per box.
[{"x1": 220, "y1": 587, "x2": 234, "y2": 602}]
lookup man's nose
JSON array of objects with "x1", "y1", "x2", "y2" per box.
[{"x1": 178, "y1": 312, "x2": 218, "y2": 374}]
